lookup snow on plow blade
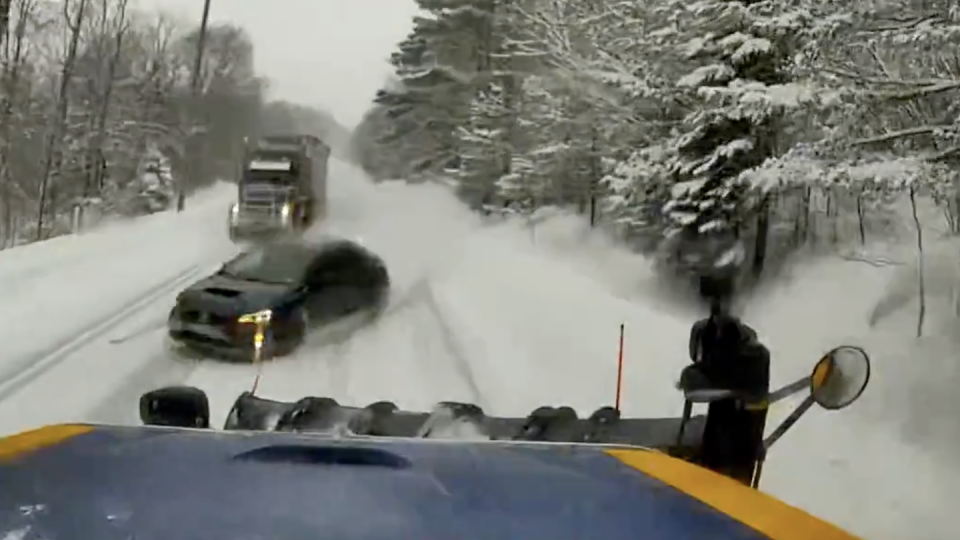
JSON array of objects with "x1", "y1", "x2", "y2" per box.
[{"x1": 222, "y1": 392, "x2": 706, "y2": 452}]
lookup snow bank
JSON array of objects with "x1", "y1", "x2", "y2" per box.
[
  {"x1": 0, "y1": 183, "x2": 238, "y2": 364},
  {"x1": 458, "y1": 201, "x2": 960, "y2": 538},
  {"x1": 0, "y1": 182, "x2": 235, "y2": 282},
  {"x1": 316, "y1": 166, "x2": 491, "y2": 295},
  {"x1": 431, "y1": 230, "x2": 689, "y2": 417},
  {"x1": 744, "y1": 254, "x2": 960, "y2": 539},
  {"x1": 480, "y1": 208, "x2": 695, "y2": 315}
]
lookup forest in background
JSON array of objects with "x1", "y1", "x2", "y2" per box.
[
  {"x1": 351, "y1": 0, "x2": 960, "y2": 295},
  {"x1": 0, "y1": 0, "x2": 349, "y2": 247}
]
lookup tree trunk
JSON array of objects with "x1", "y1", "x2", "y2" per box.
[
  {"x1": 588, "y1": 126, "x2": 599, "y2": 227},
  {"x1": 36, "y1": 0, "x2": 87, "y2": 240},
  {"x1": 0, "y1": 0, "x2": 31, "y2": 240},
  {"x1": 88, "y1": 0, "x2": 129, "y2": 198},
  {"x1": 752, "y1": 195, "x2": 770, "y2": 278},
  {"x1": 0, "y1": 0, "x2": 11, "y2": 49},
  {"x1": 178, "y1": 0, "x2": 211, "y2": 212},
  {"x1": 953, "y1": 182, "x2": 960, "y2": 234},
  {"x1": 828, "y1": 189, "x2": 839, "y2": 245},
  {"x1": 909, "y1": 187, "x2": 925, "y2": 338},
  {"x1": 81, "y1": 0, "x2": 110, "y2": 200},
  {"x1": 856, "y1": 189, "x2": 866, "y2": 245}
]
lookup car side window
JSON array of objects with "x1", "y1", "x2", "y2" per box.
[
  {"x1": 334, "y1": 249, "x2": 369, "y2": 287},
  {"x1": 305, "y1": 255, "x2": 339, "y2": 289},
  {"x1": 305, "y1": 249, "x2": 355, "y2": 289},
  {"x1": 353, "y1": 256, "x2": 382, "y2": 287}
]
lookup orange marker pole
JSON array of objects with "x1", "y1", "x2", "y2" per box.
[
  {"x1": 250, "y1": 370, "x2": 261, "y2": 394},
  {"x1": 615, "y1": 324, "x2": 625, "y2": 412},
  {"x1": 250, "y1": 322, "x2": 266, "y2": 394}
]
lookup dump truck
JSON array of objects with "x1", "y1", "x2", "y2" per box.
[{"x1": 228, "y1": 135, "x2": 330, "y2": 242}]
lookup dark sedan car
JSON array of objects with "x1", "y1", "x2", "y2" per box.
[{"x1": 168, "y1": 239, "x2": 390, "y2": 361}]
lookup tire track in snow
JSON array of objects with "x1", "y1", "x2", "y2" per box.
[
  {"x1": 416, "y1": 280, "x2": 485, "y2": 408},
  {"x1": 0, "y1": 265, "x2": 202, "y2": 404},
  {"x1": 90, "y1": 276, "x2": 486, "y2": 425},
  {"x1": 84, "y1": 349, "x2": 200, "y2": 425},
  {"x1": 302, "y1": 279, "x2": 443, "y2": 396},
  {"x1": 89, "y1": 278, "x2": 438, "y2": 425},
  {"x1": 308, "y1": 278, "x2": 485, "y2": 409}
]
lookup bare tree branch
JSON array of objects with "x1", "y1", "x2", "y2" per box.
[{"x1": 850, "y1": 125, "x2": 955, "y2": 145}]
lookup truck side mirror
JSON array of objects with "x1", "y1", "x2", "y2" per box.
[
  {"x1": 810, "y1": 345, "x2": 870, "y2": 410},
  {"x1": 139, "y1": 386, "x2": 210, "y2": 428}
]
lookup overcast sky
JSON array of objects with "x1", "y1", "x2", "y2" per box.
[{"x1": 135, "y1": 0, "x2": 420, "y2": 127}]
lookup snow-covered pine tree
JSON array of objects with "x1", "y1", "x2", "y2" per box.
[
  {"x1": 507, "y1": 75, "x2": 572, "y2": 211},
  {"x1": 466, "y1": 0, "x2": 654, "y2": 218},
  {"x1": 734, "y1": 1, "x2": 960, "y2": 252},
  {"x1": 520, "y1": 0, "x2": 658, "y2": 224},
  {"x1": 817, "y1": 1, "x2": 960, "y2": 235},
  {"x1": 503, "y1": 0, "x2": 689, "y2": 233},
  {"x1": 456, "y1": 0, "x2": 554, "y2": 210},
  {"x1": 458, "y1": 80, "x2": 507, "y2": 208},
  {"x1": 358, "y1": 0, "x2": 669, "y2": 218},
  {"x1": 383, "y1": 23, "x2": 461, "y2": 177},
  {"x1": 362, "y1": 0, "x2": 509, "y2": 184},
  {"x1": 630, "y1": 0, "x2": 838, "y2": 281}
]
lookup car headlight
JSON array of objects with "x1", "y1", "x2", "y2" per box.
[{"x1": 238, "y1": 309, "x2": 272, "y2": 324}]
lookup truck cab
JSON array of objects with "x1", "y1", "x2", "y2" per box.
[{"x1": 228, "y1": 135, "x2": 330, "y2": 242}]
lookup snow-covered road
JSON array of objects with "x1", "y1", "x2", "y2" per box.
[{"x1": 0, "y1": 159, "x2": 955, "y2": 538}]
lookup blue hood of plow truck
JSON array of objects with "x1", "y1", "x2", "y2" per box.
[{"x1": 0, "y1": 424, "x2": 860, "y2": 540}]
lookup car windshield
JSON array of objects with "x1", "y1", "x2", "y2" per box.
[{"x1": 220, "y1": 244, "x2": 314, "y2": 284}]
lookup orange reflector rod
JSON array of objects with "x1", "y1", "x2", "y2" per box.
[
  {"x1": 615, "y1": 324, "x2": 625, "y2": 412},
  {"x1": 250, "y1": 321, "x2": 267, "y2": 394}
]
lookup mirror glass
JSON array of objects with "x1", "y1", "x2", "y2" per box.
[
  {"x1": 139, "y1": 386, "x2": 210, "y2": 428},
  {"x1": 810, "y1": 346, "x2": 870, "y2": 410}
]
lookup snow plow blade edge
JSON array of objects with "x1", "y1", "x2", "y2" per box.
[{"x1": 225, "y1": 392, "x2": 706, "y2": 451}]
